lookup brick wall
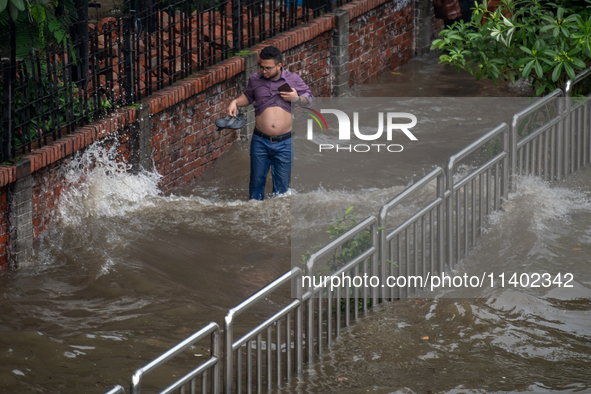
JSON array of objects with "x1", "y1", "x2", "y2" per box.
[
  {"x1": 32, "y1": 161, "x2": 66, "y2": 239},
  {"x1": 284, "y1": 31, "x2": 333, "y2": 98},
  {"x1": 151, "y1": 78, "x2": 242, "y2": 192},
  {"x1": 0, "y1": 186, "x2": 7, "y2": 271},
  {"x1": 347, "y1": 0, "x2": 414, "y2": 85},
  {"x1": 0, "y1": 0, "x2": 439, "y2": 269},
  {"x1": 430, "y1": 6, "x2": 445, "y2": 41}
]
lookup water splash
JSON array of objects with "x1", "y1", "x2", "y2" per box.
[
  {"x1": 57, "y1": 142, "x2": 162, "y2": 226},
  {"x1": 489, "y1": 175, "x2": 591, "y2": 232}
]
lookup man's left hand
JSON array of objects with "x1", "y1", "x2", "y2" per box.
[{"x1": 280, "y1": 88, "x2": 299, "y2": 103}]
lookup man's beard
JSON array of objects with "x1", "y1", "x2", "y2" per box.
[{"x1": 263, "y1": 69, "x2": 280, "y2": 79}]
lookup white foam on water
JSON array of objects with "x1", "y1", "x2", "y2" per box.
[
  {"x1": 488, "y1": 175, "x2": 591, "y2": 233},
  {"x1": 57, "y1": 142, "x2": 163, "y2": 226}
]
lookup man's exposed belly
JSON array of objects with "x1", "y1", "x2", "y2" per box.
[{"x1": 255, "y1": 106, "x2": 292, "y2": 136}]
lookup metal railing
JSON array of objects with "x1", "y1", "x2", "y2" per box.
[
  {"x1": 511, "y1": 89, "x2": 564, "y2": 181},
  {"x1": 379, "y1": 167, "x2": 445, "y2": 299},
  {"x1": 1, "y1": 0, "x2": 356, "y2": 163},
  {"x1": 130, "y1": 322, "x2": 221, "y2": 394},
  {"x1": 564, "y1": 68, "x2": 591, "y2": 175},
  {"x1": 105, "y1": 385, "x2": 127, "y2": 394},
  {"x1": 224, "y1": 267, "x2": 303, "y2": 394},
  {"x1": 446, "y1": 123, "x2": 510, "y2": 269},
  {"x1": 304, "y1": 216, "x2": 378, "y2": 364},
  {"x1": 105, "y1": 67, "x2": 591, "y2": 394}
]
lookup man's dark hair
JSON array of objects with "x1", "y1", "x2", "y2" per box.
[{"x1": 260, "y1": 46, "x2": 282, "y2": 65}]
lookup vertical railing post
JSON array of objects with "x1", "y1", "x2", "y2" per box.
[
  {"x1": 326, "y1": 0, "x2": 333, "y2": 13},
  {"x1": 70, "y1": 0, "x2": 89, "y2": 93},
  {"x1": 501, "y1": 124, "x2": 509, "y2": 203},
  {"x1": 446, "y1": 159, "x2": 455, "y2": 270},
  {"x1": 223, "y1": 312, "x2": 234, "y2": 394},
  {"x1": 437, "y1": 173, "x2": 444, "y2": 274},
  {"x1": 232, "y1": 0, "x2": 241, "y2": 53},
  {"x1": 563, "y1": 79, "x2": 573, "y2": 178},
  {"x1": 123, "y1": 17, "x2": 135, "y2": 104},
  {"x1": 378, "y1": 206, "x2": 387, "y2": 301},
  {"x1": 6, "y1": 18, "x2": 17, "y2": 161},
  {"x1": 557, "y1": 94, "x2": 565, "y2": 181},
  {"x1": 212, "y1": 329, "x2": 221, "y2": 394},
  {"x1": 139, "y1": 0, "x2": 155, "y2": 33},
  {"x1": 371, "y1": 221, "x2": 378, "y2": 306},
  {"x1": 510, "y1": 114, "x2": 518, "y2": 191},
  {"x1": 0, "y1": 60, "x2": 7, "y2": 163},
  {"x1": 295, "y1": 273, "x2": 303, "y2": 375},
  {"x1": 304, "y1": 254, "x2": 316, "y2": 367}
]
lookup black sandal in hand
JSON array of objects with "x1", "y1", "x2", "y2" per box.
[{"x1": 215, "y1": 115, "x2": 246, "y2": 131}]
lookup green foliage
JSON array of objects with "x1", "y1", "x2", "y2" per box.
[
  {"x1": 301, "y1": 206, "x2": 373, "y2": 275},
  {"x1": 0, "y1": 64, "x2": 94, "y2": 151},
  {"x1": 0, "y1": 0, "x2": 76, "y2": 59},
  {"x1": 301, "y1": 207, "x2": 394, "y2": 313},
  {"x1": 431, "y1": 0, "x2": 591, "y2": 96}
]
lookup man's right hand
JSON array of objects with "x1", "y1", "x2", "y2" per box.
[{"x1": 227, "y1": 101, "x2": 238, "y2": 117}]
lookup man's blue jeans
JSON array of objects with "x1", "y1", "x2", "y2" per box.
[{"x1": 249, "y1": 132, "x2": 293, "y2": 200}]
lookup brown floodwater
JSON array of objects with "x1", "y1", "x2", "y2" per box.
[{"x1": 1, "y1": 53, "x2": 589, "y2": 394}]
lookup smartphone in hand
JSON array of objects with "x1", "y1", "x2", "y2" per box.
[{"x1": 278, "y1": 83, "x2": 292, "y2": 93}]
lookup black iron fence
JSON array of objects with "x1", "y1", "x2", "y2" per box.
[{"x1": 0, "y1": 0, "x2": 345, "y2": 163}]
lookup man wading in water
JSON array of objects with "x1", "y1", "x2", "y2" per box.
[{"x1": 227, "y1": 46, "x2": 314, "y2": 200}]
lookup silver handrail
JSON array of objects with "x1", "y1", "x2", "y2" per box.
[
  {"x1": 130, "y1": 322, "x2": 220, "y2": 394},
  {"x1": 378, "y1": 167, "x2": 445, "y2": 300},
  {"x1": 510, "y1": 89, "x2": 563, "y2": 182},
  {"x1": 106, "y1": 66, "x2": 591, "y2": 394},
  {"x1": 224, "y1": 267, "x2": 303, "y2": 394},
  {"x1": 564, "y1": 68, "x2": 591, "y2": 175},
  {"x1": 105, "y1": 385, "x2": 127, "y2": 394},
  {"x1": 446, "y1": 123, "x2": 510, "y2": 268},
  {"x1": 304, "y1": 215, "x2": 378, "y2": 365}
]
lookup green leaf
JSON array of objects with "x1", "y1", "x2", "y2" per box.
[
  {"x1": 508, "y1": 70, "x2": 516, "y2": 83},
  {"x1": 48, "y1": 20, "x2": 60, "y2": 32},
  {"x1": 545, "y1": 49, "x2": 558, "y2": 57},
  {"x1": 552, "y1": 63, "x2": 563, "y2": 82},
  {"x1": 522, "y1": 59, "x2": 535, "y2": 78},
  {"x1": 564, "y1": 63, "x2": 576, "y2": 80},
  {"x1": 514, "y1": 57, "x2": 533, "y2": 67},
  {"x1": 54, "y1": 28, "x2": 65, "y2": 43},
  {"x1": 539, "y1": 24, "x2": 555, "y2": 33},
  {"x1": 9, "y1": 0, "x2": 24, "y2": 11},
  {"x1": 0, "y1": 0, "x2": 7, "y2": 13},
  {"x1": 8, "y1": 0, "x2": 18, "y2": 20},
  {"x1": 560, "y1": 26, "x2": 569, "y2": 37},
  {"x1": 572, "y1": 58, "x2": 586, "y2": 69},
  {"x1": 30, "y1": 5, "x2": 46, "y2": 24},
  {"x1": 345, "y1": 206, "x2": 354, "y2": 216},
  {"x1": 520, "y1": 46, "x2": 533, "y2": 55},
  {"x1": 534, "y1": 60, "x2": 544, "y2": 78},
  {"x1": 568, "y1": 46, "x2": 582, "y2": 56}
]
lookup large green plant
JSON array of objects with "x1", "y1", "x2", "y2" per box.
[
  {"x1": 431, "y1": 0, "x2": 591, "y2": 96},
  {"x1": 0, "y1": 0, "x2": 76, "y2": 59}
]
